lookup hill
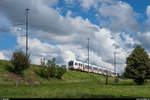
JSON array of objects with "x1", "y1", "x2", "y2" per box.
[{"x1": 0, "y1": 60, "x2": 150, "y2": 98}]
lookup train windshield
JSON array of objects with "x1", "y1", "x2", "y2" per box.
[{"x1": 68, "y1": 61, "x2": 73, "y2": 66}]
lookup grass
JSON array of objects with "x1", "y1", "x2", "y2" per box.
[{"x1": 0, "y1": 60, "x2": 150, "y2": 98}]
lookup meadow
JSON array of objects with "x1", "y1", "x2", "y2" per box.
[{"x1": 0, "y1": 60, "x2": 150, "y2": 98}]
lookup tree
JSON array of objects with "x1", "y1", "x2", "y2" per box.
[
  {"x1": 10, "y1": 50, "x2": 30, "y2": 76},
  {"x1": 124, "y1": 45, "x2": 150, "y2": 85}
]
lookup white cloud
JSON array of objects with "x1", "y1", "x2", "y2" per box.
[
  {"x1": 14, "y1": 25, "x2": 127, "y2": 73},
  {"x1": 64, "y1": 0, "x2": 75, "y2": 4},
  {"x1": 0, "y1": 0, "x2": 142, "y2": 74},
  {"x1": 80, "y1": 0, "x2": 116, "y2": 10},
  {"x1": 0, "y1": 50, "x2": 12, "y2": 60},
  {"x1": 145, "y1": 5, "x2": 150, "y2": 31},
  {"x1": 98, "y1": 1, "x2": 140, "y2": 33},
  {"x1": 146, "y1": 6, "x2": 150, "y2": 22},
  {"x1": 136, "y1": 32, "x2": 150, "y2": 51},
  {"x1": 0, "y1": 52, "x2": 6, "y2": 60},
  {"x1": 81, "y1": 0, "x2": 97, "y2": 10}
]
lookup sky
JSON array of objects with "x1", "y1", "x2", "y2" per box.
[{"x1": 0, "y1": 0, "x2": 150, "y2": 74}]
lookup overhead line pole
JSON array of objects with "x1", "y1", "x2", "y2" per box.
[
  {"x1": 114, "y1": 51, "x2": 116, "y2": 75},
  {"x1": 25, "y1": 8, "x2": 29, "y2": 56},
  {"x1": 88, "y1": 37, "x2": 89, "y2": 73},
  {"x1": 114, "y1": 51, "x2": 119, "y2": 83}
]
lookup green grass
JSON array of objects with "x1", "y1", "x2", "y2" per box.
[{"x1": 0, "y1": 60, "x2": 150, "y2": 98}]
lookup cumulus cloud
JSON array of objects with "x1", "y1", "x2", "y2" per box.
[
  {"x1": 98, "y1": 1, "x2": 140, "y2": 33},
  {"x1": 64, "y1": 0, "x2": 75, "y2": 4},
  {"x1": 14, "y1": 24, "x2": 127, "y2": 73},
  {"x1": 16, "y1": 31, "x2": 76, "y2": 65},
  {"x1": 146, "y1": 6, "x2": 150, "y2": 23},
  {"x1": 136, "y1": 32, "x2": 150, "y2": 51},
  {"x1": 0, "y1": 50, "x2": 12, "y2": 60},
  {"x1": 0, "y1": 52, "x2": 6, "y2": 60},
  {"x1": 80, "y1": 0, "x2": 116, "y2": 10},
  {"x1": 0, "y1": 0, "x2": 98, "y2": 37},
  {"x1": 144, "y1": 5, "x2": 150, "y2": 31},
  {"x1": 0, "y1": 0, "x2": 141, "y2": 74},
  {"x1": 136, "y1": 5, "x2": 150, "y2": 47},
  {"x1": 81, "y1": 0, "x2": 98, "y2": 10}
]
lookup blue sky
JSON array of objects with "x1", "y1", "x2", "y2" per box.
[
  {"x1": 1, "y1": 0, "x2": 150, "y2": 73},
  {"x1": 123, "y1": 0, "x2": 150, "y2": 13},
  {"x1": 123, "y1": 0, "x2": 150, "y2": 23}
]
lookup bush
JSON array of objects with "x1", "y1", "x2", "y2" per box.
[
  {"x1": 55, "y1": 66, "x2": 66, "y2": 79},
  {"x1": 55, "y1": 67, "x2": 63, "y2": 79},
  {"x1": 47, "y1": 65, "x2": 56, "y2": 78},
  {"x1": 9, "y1": 50, "x2": 30, "y2": 76},
  {"x1": 36, "y1": 66, "x2": 49, "y2": 79},
  {"x1": 6, "y1": 63, "x2": 15, "y2": 72},
  {"x1": 37, "y1": 62, "x2": 67, "y2": 79},
  {"x1": 61, "y1": 65, "x2": 67, "y2": 73}
]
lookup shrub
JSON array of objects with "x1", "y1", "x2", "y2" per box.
[
  {"x1": 37, "y1": 58, "x2": 67, "y2": 79},
  {"x1": 55, "y1": 65, "x2": 66, "y2": 79},
  {"x1": 55, "y1": 67, "x2": 63, "y2": 79},
  {"x1": 36, "y1": 66, "x2": 49, "y2": 79},
  {"x1": 9, "y1": 50, "x2": 30, "y2": 76},
  {"x1": 6, "y1": 63, "x2": 15, "y2": 72},
  {"x1": 61, "y1": 65, "x2": 67, "y2": 73},
  {"x1": 47, "y1": 65, "x2": 56, "y2": 78}
]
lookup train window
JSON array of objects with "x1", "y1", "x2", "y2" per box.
[
  {"x1": 79, "y1": 63, "x2": 81, "y2": 66},
  {"x1": 68, "y1": 61, "x2": 73, "y2": 66},
  {"x1": 75, "y1": 62, "x2": 78, "y2": 65},
  {"x1": 85, "y1": 65, "x2": 88, "y2": 68},
  {"x1": 89, "y1": 66, "x2": 92, "y2": 69},
  {"x1": 93, "y1": 67, "x2": 97, "y2": 70},
  {"x1": 99, "y1": 69, "x2": 102, "y2": 71},
  {"x1": 93, "y1": 67, "x2": 95, "y2": 70}
]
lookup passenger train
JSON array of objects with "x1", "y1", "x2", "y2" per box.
[{"x1": 68, "y1": 60, "x2": 117, "y2": 77}]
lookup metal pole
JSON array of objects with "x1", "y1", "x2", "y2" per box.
[
  {"x1": 106, "y1": 71, "x2": 108, "y2": 85},
  {"x1": 114, "y1": 51, "x2": 119, "y2": 83},
  {"x1": 114, "y1": 51, "x2": 116, "y2": 75},
  {"x1": 26, "y1": 8, "x2": 29, "y2": 56},
  {"x1": 88, "y1": 37, "x2": 89, "y2": 73}
]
